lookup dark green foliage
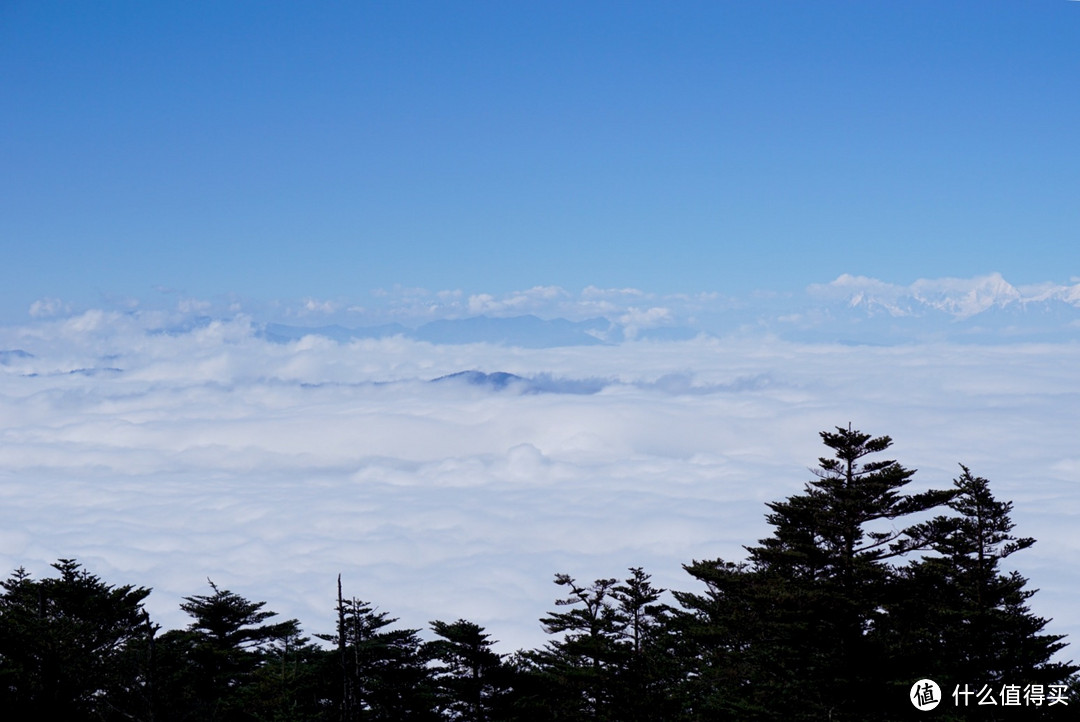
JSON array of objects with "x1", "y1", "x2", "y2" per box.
[
  {"x1": 427, "y1": 619, "x2": 506, "y2": 721},
  {"x1": 608, "y1": 567, "x2": 684, "y2": 721},
  {"x1": 673, "y1": 560, "x2": 780, "y2": 720},
  {"x1": 525, "y1": 568, "x2": 682, "y2": 721},
  {"x1": 679, "y1": 426, "x2": 959, "y2": 720},
  {"x1": 155, "y1": 581, "x2": 302, "y2": 721},
  {"x1": 0, "y1": 559, "x2": 153, "y2": 720},
  {"x1": 883, "y1": 466, "x2": 1079, "y2": 719},
  {"x1": 539, "y1": 573, "x2": 621, "y2": 717},
  {"x1": 242, "y1": 631, "x2": 337, "y2": 722},
  {"x1": 529, "y1": 573, "x2": 626, "y2": 720},
  {"x1": 319, "y1": 583, "x2": 439, "y2": 721},
  {"x1": 753, "y1": 426, "x2": 956, "y2": 589}
]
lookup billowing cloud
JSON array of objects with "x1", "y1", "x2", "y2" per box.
[
  {"x1": 28, "y1": 297, "x2": 69, "y2": 318},
  {"x1": 177, "y1": 298, "x2": 212, "y2": 314},
  {"x1": 1, "y1": 309, "x2": 1078, "y2": 658},
  {"x1": 618, "y1": 306, "x2": 673, "y2": 339},
  {"x1": 467, "y1": 286, "x2": 570, "y2": 316},
  {"x1": 298, "y1": 298, "x2": 342, "y2": 315},
  {"x1": 34, "y1": 274, "x2": 1080, "y2": 346}
]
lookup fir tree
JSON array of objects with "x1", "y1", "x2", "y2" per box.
[
  {"x1": 527, "y1": 569, "x2": 681, "y2": 721},
  {"x1": 533, "y1": 573, "x2": 622, "y2": 720},
  {"x1": 673, "y1": 560, "x2": 775, "y2": 720},
  {"x1": 608, "y1": 568, "x2": 682, "y2": 722},
  {"x1": 155, "y1": 581, "x2": 300, "y2": 721},
  {"x1": 427, "y1": 619, "x2": 506, "y2": 722},
  {"x1": 680, "y1": 426, "x2": 956, "y2": 720},
  {"x1": 243, "y1": 628, "x2": 335, "y2": 721},
  {"x1": 0, "y1": 559, "x2": 153, "y2": 720},
  {"x1": 886, "y1": 466, "x2": 1079, "y2": 718},
  {"x1": 320, "y1": 591, "x2": 439, "y2": 721}
]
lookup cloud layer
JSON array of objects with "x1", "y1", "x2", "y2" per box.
[
  {"x1": 2, "y1": 289, "x2": 1079, "y2": 656},
  {"x1": 25, "y1": 273, "x2": 1080, "y2": 347}
]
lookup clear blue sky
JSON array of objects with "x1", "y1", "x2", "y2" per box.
[{"x1": 3, "y1": 1, "x2": 1079, "y2": 317}]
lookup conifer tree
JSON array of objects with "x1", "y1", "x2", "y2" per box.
[
  {"x1": 0, "y1": 559, "x2": 153, "y2": 719},
  {"x1": 528, "y1": 569, "x2": 680, "y2": 721},
  {"x1": 534, "y1": 573, "x2": 622, "y2": 719},
  {"x1": 427, "y1": 619, "x2": 505, "y2": 722},
  {"x1": 243, "y1": 628, "x2": 335, "y2": 721},
  {"x1": 320, "y1": 593, "x2": 439, "y2": 721},
  {"x1": 680, "y1": 426, "x2": 956, "y2": 720},
  {"x1": 608, "y1": 567, "x2": 682, "y2": 722},
  {"x1": 886, "y1": 466, "x2": 1079, "y2": 718},
  {"x1": 155, "y1": 581, "x2": 300, "y2": 721},
  {"x1": 672, "y1": 560, "x2": 769, "y2": 720}
]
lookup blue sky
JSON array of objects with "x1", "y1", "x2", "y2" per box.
[{"x1": 3, "y1": 1, "x2": 1080, "y2": 319}]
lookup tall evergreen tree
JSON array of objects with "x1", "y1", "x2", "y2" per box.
[
  {"x1": 680, "y1": 426, "x2": 956, "y2": 720},
  {"x1": 242, "y1": 628, "x2": 336, "y2": 721},
  {"x1": 532, "y1": 573, "x2": 623, "y2": 720},
  {"x1": 0, "y1": 559, "x2": 153, "y2": 720},
  {"x1": 427, "y1": 619, "x2": 506, "y2": 722},
  {"x1": 526, "y1": 569, "x2": 681, "y2": 721},
  {"x1": 885, "y1": 466, "x2": 1079, "y2": 718},
  {"x1": 607, "y1": 568, "x2": 682, "y2": 722},
  {"x1": 320, "y1": 592, "x2": 439, "y2": 721},
  {"x1": 155, "y1": 581, "x2": 300, "y2": 721}
]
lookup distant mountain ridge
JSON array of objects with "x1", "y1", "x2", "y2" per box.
[
  {"x1": 234, "y1": 275, "x2": 1080, "y2": 349},
  {"x1": 429, "y1": 370, "x2": 607, "y2": 394},
  {"x1": 816, "y1": 273, "x2": 1080, "y2": 320},
  {"x1": 0, "y1": 349, "x2": 33, "y2": 364}
]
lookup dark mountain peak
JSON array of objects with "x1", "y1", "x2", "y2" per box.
[
  {"x1": 0, "y1": 349, "x2": 34, "y2": 364},
  {"x1": 430, "y1": 370, "x2": 527, "y2": 390}
]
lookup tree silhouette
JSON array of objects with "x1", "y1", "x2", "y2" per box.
[
  {"x1": 0, "y1": 559, "x2": 153, "y2": 719},
  {"x1": 320, "y1": 589, "x2": 439, "y2": 721},
  {"x1": 681, "y1": 426, "x2": 957, "y2": 720},
  {"x1": 155, "y1": 580, "x2": 299, "y2": 721},
  {"x1": 886, "y1": 466, "x2": 1079, "y2": 718},
  {"x1": 427, "y1": 619, "x2": 505, "y2": 722}
]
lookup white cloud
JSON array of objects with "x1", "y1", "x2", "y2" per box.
[
  {"x1": 466, "y1": 293, "x2": 498, "y2": 314},
  {"x1": 582, "y1": 285, "x2": 648, "y2": 299},
  {"x1": 299, "y1": 298, "x2": 342, "y2": 315},
  {"x1": 465, "y1": 286, "x2": 572, "y2": 316},
  {"x1": 28, "y1": 297, "x2": 69, "y2": 318},
  {"x1": 618, "y1": 306, "x2": 673, "y2": 339},
  {"x1": 1, "y1": 314, "x2": 1078, "y2": 658},
  {"x1": 177, "y1": 298, "x2": 212, "y2": 314}
]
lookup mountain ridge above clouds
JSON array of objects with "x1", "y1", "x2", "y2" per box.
[
  {"x1": 782, "y1": 273, "x2": 1080, "y2": 344},
  {"x1": 429, "y1": 370, "x2": 608, "y2": 395},
  {"x1": 255, "y1": 274, "x2": 1080, "y2": 348},
  {"x1": 0, "y1": 349, "x2": 34, "y2": 364},
  {"x1": 11, "y1": 274, "x2": 1080, "y2": 355},
  {"x1": 811, "y1": 273, "x2": 1080, "y2": 319}
]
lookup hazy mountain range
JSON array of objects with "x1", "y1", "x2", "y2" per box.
[{"x1": 250, "y1": 274, "x2": 1080, "y2": 348}]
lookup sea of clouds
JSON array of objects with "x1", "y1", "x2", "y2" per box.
[{"x1": 2, "y1": 278, "x2": 1079, "y2": 658}]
